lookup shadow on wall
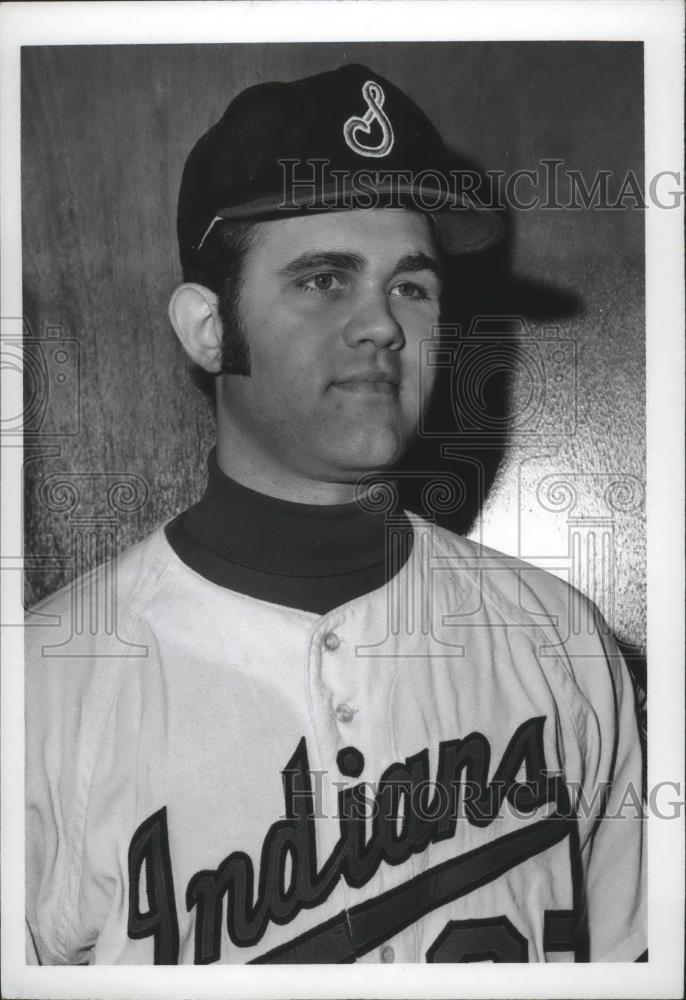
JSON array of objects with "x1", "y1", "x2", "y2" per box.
[
  {"x1": 395, "y1": 225, "x2": 646, "y2": 770},
  {"x1": 397, "y1": 229, "x2": 584, "y2": 536}
]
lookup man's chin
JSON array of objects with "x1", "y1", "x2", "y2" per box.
[{"x1": 324, "y1": 435, "x2": 409, "y2": 480}]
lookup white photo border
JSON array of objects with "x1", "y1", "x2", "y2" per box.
[{"x1": 1, "y1": 1, "x2": 684, "y2": 998}]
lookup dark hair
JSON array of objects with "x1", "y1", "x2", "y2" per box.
[{"x1": 181, "y1": 219, "x2": 260, "y2": 404}]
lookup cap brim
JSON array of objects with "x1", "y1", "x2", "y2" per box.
[{"x1": 212, "y1": 180, "x2": 504, "y2": 255}]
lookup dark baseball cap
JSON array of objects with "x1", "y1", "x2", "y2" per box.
[{"x1": 178, "y1": 63, "x2": 503, "y2": 269}]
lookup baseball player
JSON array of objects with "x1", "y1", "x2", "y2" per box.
[{"x1": 25, "y1": 63, "x2": 646, "y2": 965}]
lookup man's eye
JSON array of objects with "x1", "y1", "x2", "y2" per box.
[
  {"x1": 300, "y1": 273, "x2": 345, "y2": 293},
  {"x1": 390, "y1": 281, "x2": 430, "y2": 301}
]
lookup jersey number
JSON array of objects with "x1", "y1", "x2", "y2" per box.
[{"x1": 426, "y1": 911, "x2": 581, "y2": 962}]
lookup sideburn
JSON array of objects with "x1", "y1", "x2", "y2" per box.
[{"x1": 217, "y1": 261, "x2": 252, "y2": 377}]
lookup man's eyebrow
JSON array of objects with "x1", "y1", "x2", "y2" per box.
[
  {"x1": 276, "y1": 249, "x2": 442, "y2": 282},
  {"x1": 392, "y1": 252, "x2": 442, "y2": 280},
  {"x1": 277, "y1": 252, "x2": 366, "y2": 278}
]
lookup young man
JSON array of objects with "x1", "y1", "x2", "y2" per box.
[{"x1": 25, "y1": 63, "x2": 646, "y2": 965}]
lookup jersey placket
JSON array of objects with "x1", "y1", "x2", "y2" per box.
[{"x1": 307, "y1": 593, "x2": 421, "y2": 963}]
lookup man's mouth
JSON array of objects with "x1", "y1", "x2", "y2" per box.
[{"x1": 332, "y1": 371, "x2": 400, "y2": 396}]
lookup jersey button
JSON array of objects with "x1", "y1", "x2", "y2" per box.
[
  {"x1": 380, "y1": 945, "x2": 395, "y2": 963},
  {"x1": 323, "y1": 631, "x2": 340, "y2": 651},
  {"x1": 335, "y1": 703, "x2": 355, "y2": 724}
]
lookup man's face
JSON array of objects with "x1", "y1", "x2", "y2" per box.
[{"x1": 216, "y1": 209, "x2": 441, "y2": 488}]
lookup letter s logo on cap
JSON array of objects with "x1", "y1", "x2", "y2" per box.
[{"x1": 343, "y1": 80, "x2": 395, "y2": 158}]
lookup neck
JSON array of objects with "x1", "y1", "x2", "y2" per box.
[
  {"x1": 215, "y1": 435, "x2": 364, "y2": 506},
  {"x1": 164, "y1": 447, "x2": 414, "y2": 614}
]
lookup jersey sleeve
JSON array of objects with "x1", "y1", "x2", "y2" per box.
[
  {"x1": 25, "y1": 612, "x2": 118, "y2": 964},
  {"x1": 25, "y1": 634, "x2": 99, "y2": 963},
  {"x1": 24, "y1": 583, "x2": 151, "y2": 965},
  {"x1": 583, "y1": 627, "x2": 646, "y2": 961},
  {"x1": 565, "y1": 610, "x2": 647, "y2": 962}
]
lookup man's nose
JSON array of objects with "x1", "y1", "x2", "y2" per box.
[{"x1": 342, "y1": 290, "x2": 405, "y2": 351}]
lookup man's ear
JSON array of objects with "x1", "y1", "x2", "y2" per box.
[{"x1": 168, "y1": 284, "x2": 223, "y2": 373}]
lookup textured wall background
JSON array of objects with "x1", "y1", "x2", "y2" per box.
[{"x1": 21, "y1": 42, "x2": 645, "y2": 655}]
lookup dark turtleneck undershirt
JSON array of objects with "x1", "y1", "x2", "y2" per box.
[{"x1": 165, "y1": 449, "x2": 414, "y2": 615}]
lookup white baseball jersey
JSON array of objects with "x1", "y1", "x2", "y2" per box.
[{"x1": 25, "y1": 513, "x2": 646, "y2": 965}]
